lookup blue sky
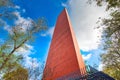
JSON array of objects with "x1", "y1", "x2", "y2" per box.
[{"x1": 0, "y1": 0, "x2": 108, "y2": 70}]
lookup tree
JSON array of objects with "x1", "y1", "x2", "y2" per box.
[
  {"x1": 0, "y1": 16, "x2": 47, "y2": 71},
  {"x1": 0, "y1": 0, "x2": 17, "y2": 22},
  {"x1": 103, "y1": 66, "x2": 120, "y2": 80},
  {"x1": 28, "y1": 60, "x2": 45, "y2": 80},
  {"x1": 89, "y1": 0, "x2": 120, "y2": 10},
  {"x1": 89, "y1": 0, "x2": 120, "y2": 79},
  {"x1": 0, "y1": 0, "x2": 47, "y2": 77},
  {"x1": 0, "y1": 0, "x2": 12, "y2": 7},
  {"x1": 3, "y1": 66, "x2": 28, "y2": 80}
]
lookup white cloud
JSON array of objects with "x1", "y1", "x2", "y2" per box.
[
  {"x1": 16, "y1": 44, "x2": 39, "y2": 68},
  {"x1": 13, "y1": 11, "x2": 32, "y2": 32},
  {"x1": 0, "y1": 73, "x2": 3, "y2": 80},
  {"x1": 41, "y1": 26, "x2": 54, "y2": 37},
  {"x1": 4, "y1": 24, "x2": 10, "y2": 31},
  {"x1": 22, "y1": 9, "x2": 26, "y2": 13},
  {"x1": 0, "y1": 19, "x2": 12, "y2": 33},
  {"x1": 3, "y1": 11, "x2": 32, "y2": 33},
  {"x1": 98, "y1": 63, "x2": 104, "y2": 71},
  {"x1": 62, "y1": 0, "x2": 108, "y2": 51},
  {"x1": 0, "y1": 38, "x2": 4, "y2": 45},
  {"x1": 3, "y1": 22, "x2": 13, "y2": 34},
  {"x1": 82, "y1": 54, "x2": 92, "y2": 60},
  {"x1": 24, "y1": 57, "x2": 39, "y2": 68},
  {"x1": 15, "y1": 5, "x2": 20, "y2": 9},
  {"x1": 13, "y1": 11, "x2": 31, "y2": 25},
  {"x1": 16, "y1": 44, "x2": 34, "y2": 55},
  {"x1": 61, "y1": 3, "x2": 67, "y2": 8}
]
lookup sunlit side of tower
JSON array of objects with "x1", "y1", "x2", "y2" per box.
[{"x1": 43, "y1": 8, "x2": 86, "y2": 80}]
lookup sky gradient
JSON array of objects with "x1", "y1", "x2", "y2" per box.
[{"x1": 0, "y1": 0, "x2": 108, "y2": 70}]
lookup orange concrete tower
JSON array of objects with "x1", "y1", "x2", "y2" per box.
[{"x1": 43, "y1": 8, "x2": 86, "y2": 80}]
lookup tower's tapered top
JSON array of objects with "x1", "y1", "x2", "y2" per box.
[{"x1": 43, "y1": 9, "x2": 86, "y2": 80}]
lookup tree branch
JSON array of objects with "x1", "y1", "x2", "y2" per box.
[{"x1": 0, "y1": 37, "x2": 28, "y2": 70}]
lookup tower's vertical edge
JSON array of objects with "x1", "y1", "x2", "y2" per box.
[
  {"x1": 43, "y1": 8, "x2": 86, "y2": 80},
  {"x1": 64, "y1": 8, "x2": 86, "y2": 75}
]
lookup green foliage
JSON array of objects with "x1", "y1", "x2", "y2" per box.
[
  {"x1": 28, "y1": 62, "x2": 45, "y2": 80},
  {"x1": 90, "y1": 0, "x2": 120, "y2": 79},
  {"x1": 0, "y1": 0, "x2": 16, "y2": 21},
  {"x1": 103, "y1": 66, "x2": 120, "y2": 80},
  {"x1": 0, "y1": 17, "x2": 47, "y2": 71},
  {"x1": 0, "y1": 0, "x2": 47, "y2": 79},
  {"x1": 3, "y1": 66, "x2": 28, "y2": 80},
  {"x1": 0, "y1": 0, "x2": 11, "y2": 7},
  {"x1": 89, "y1": 0, "x2": 120, "y2": 10}
]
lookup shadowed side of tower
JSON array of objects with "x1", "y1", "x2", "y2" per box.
[{"x1": 43, "y1": 8, "x2": 86, "y2": 80}]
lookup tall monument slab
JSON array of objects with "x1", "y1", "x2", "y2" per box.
[{"x1": 43, "y1": 9, "x2": 86, "y2": 80}]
